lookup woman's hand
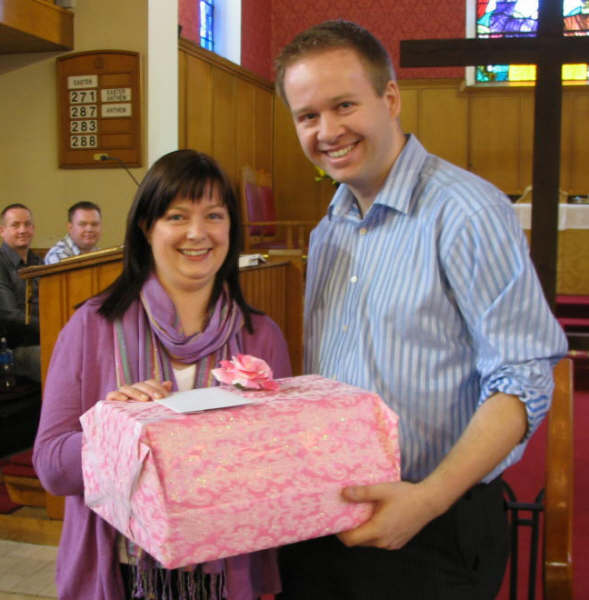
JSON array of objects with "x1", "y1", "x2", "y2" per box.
[{"x1": 105, "y1": 379, "x2": 173, "y2": 402}]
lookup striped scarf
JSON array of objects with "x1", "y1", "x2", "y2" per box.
[
  {"x1": 112, "y1": 272, "x2": 245, "y2": 599},
  {"x1": 113, "y1": 273, "x2": 244, "y2": 390}
]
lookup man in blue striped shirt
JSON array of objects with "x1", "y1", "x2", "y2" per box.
[{"x1": 274, "y1": 20, "x2": 567, "y2": 600}]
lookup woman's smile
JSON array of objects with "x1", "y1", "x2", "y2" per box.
[{"x1": 147, "y1": 189, "x2": 230, "y2": 298}]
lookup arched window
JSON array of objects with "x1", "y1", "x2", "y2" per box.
[
  {"x1": 199, "y1": 0, "x2": 241, "y2": 65},
  {"x1": 200, "y1": 0, "x2": 214, "y2": 51},
  {"x1": 468, "y1": 0, "x2": 589, "y2": 83}
]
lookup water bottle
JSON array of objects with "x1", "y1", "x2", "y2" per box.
[{"x1": 0, "y1": 336, "x2": 17, "y2": 392}]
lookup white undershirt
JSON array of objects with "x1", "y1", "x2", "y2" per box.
[{"x1": 172, "y1": 364, "x2": 196, "y2": 391}]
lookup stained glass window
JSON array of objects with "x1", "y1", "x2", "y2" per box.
[
  {"x1": 475, "y1": 0, "x2": 589, "y2": 82},
  {"x1": 200, "y1": 0, "x2": 214, "y2": 52}
]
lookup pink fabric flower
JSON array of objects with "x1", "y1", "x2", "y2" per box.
[{"x1": 212, "y1": 354, "x2": 279, "y2": 391}]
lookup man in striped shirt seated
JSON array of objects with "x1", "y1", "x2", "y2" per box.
[
  {"x1": 274, "y1": 20, "x2": 568, "y2": 600},
  {"x1": 44, "y1": 201, "x2": 102, "y2": 265}
]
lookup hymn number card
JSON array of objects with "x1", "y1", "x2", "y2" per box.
[{"x1": 57, "y1": 51, "x2": 141, "y2": 168}]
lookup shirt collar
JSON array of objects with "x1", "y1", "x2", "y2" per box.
[
  {"x1": 64, "y1": 233, "x2": 82, "y2": 253},
  {"x1": 327, "y1": 134, "x2": 428, "y2": 220}
]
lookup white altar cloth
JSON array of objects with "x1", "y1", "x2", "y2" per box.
[{"x1": 513, "y1": 204, "x2": 589, "y2": 231}]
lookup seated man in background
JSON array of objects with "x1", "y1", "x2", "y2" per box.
[
  {"x1": 44, "y1": 201, "x2": 102, "y2": 264},
  {"x1": 0, "y1": 203, "x2": 42, "y2": 382}
]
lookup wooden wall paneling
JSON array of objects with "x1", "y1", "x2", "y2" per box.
[
  {"x1": 419, "y1": 86, "x2": 468, "y2": 169},
  {"x1": 560, "y1": 91, "x2": 574, "y2": 193},
  {"x1": 558, "y1": 89, "x2": 575, "y2": 193},
  {"x1": 185, "y1": 54, "x2": 213, "y2": 155},
  {"x1": 235, "y1": 78, "x2": 256, "y2": 178},
  {"x1": 253, "y1": 86, "x2": 274, "y2": 173},
  {"x1": 97, "y1": 261, "x2": 124, "y2": 294},
  {"x1": 179, "y1": 42, "x2": 275, "y2": 192},
  {"x1": 273, "y1": 97, "x2": 324, "y2": 221},
  {"x1": 38, "y1": 276, "x2": 69, "y2": 382},
  {"x1": 178, "y1": 50, "x2": 187, "y2": 149},
  {"x1": 519, "y1": 91, "x2": 534, "y2": 193},
  {"x1": 469, "y1": 93, "x2": 521, "y2": 193},
  {"x1": 35, "y1": 258, "x2": 123, "y2": 381},
  {"x1": 557, "y1": 230, "x2": 589, "y2": 294},
  {"x1": 283, "y1": 259, "x2": 303, "y2": 375},
  {"x1": 242, "y1": 265, "x2": 286, "y2": 332},
  {"x1": 239, "y1": 259, "x2": 303, "y2": 375},
  {"x1": 568, "y1": 91, "x2": 589, "y2": 193},
  {"x1": 211, "y1": 67, "x2": 236, "y2": 181},
  {"x1": 317, "y1": 179, "x2": 337, "y2": 218},
  {"x1": 398, "y1": 87, "x2": 419, "y2": 135},
  {"x1": 179, "y1": 53, "x2": 588, "y2": 227}
]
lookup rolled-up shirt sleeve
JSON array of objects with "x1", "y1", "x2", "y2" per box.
[{"x1": 441, "y1": 198, "x2": 568, "y2": 477}]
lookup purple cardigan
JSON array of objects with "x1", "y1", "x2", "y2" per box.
[{"x1": 33, "y1": 297, "x2": 292, "y2": 600}]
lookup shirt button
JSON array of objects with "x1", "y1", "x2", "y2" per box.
[
  {"x1": 342, "y1": 324, "x2": 348, "y2": 332},
  {"x1": 359, "y1": 227, "x2": 367, "y2": 236},
  {"x1": 350, "y1": 275, "x2": 358, "y2": 283}
]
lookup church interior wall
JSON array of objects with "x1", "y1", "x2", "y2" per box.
[
  {"x1": 2, "y1": 1, "x2": 587, "y2": 251},
  {"x1": 269, "y1": 0, "x2": 465, "y2": 81},
  {"x1": 178, "y1": 0, "x2": 199, "y2": 46},
  {"x1": 272, "y1": 77, "x2": 589, "y2": 223},
  {"x1": 0, "y1": 0, "x2": 148, "y2": 251},
  {"x1": 178, "y1": 39, "x2": 274, "y2": 193},
  {"x1": 241, "y1": 0, "x2": 272, "y2": 81}
]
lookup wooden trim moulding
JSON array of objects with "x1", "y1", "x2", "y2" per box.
[
  {"x1": 20, "y1": 246, "x2": 124, "y2": 279},
  {"x1": 179, "y1": 38, "x2": 274, "y2": 92},
  {"x1": 398, "y1": 77, "x2": 464, "y2": 88},
  {"x1": 398, "y1": 77, "x2": 588, "y2": 95}
]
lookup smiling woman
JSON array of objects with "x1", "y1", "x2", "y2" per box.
[
  {"x1": 146, "y1": 190, "x2": 230, "y2": 334},
  {"x1": 32, "y1": 149, "x2": 291, "y2": 600}
]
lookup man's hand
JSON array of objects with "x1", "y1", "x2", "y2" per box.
[{"x1": 337, "y1": 481, "x2": 441, "y2": 550}]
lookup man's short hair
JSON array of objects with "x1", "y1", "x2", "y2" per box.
[
  {"x1": 68, "y1": 201, "x2": 102, "y2": 222},
  {"x1": 274, "y1": 20, "x2": 395, "y2": 105},
  {"x1": 1, "y1": 203, "x2": 31, "y2": 222}
]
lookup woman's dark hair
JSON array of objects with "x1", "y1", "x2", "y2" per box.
[{"x1": 99, "y1": 149, "x2": 258, "y2": 331}]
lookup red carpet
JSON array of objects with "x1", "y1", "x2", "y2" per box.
[{"x1": 497, "y1": 388, "x2": 588, "y2": 599}]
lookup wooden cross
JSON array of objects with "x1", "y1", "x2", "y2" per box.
[{"x1": 400, "y1": 0, "x2": 589, "y2": 308}]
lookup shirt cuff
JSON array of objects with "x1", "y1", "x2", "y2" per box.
[{"x1": 479, "y1": 363, "x2": 555, "y2": 442}]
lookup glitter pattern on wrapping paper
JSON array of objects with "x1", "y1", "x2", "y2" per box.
[{"x1": 80, "y1": 374, "x2": 401, "y2": 569}]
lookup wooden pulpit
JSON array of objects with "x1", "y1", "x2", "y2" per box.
[
  {"x1": 21, "y1": 248, "x2": 125, "y2": 383},
  {"x1": 8, "y1": 248, "x2": 303, "y2": 538}
]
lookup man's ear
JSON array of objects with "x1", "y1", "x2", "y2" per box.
[
  {"x1": 66, "y1": 221, "x2": 73, "y2": 234},
  {"x1": 383, "y1": 80, "x2": 402, "y2": 121}
]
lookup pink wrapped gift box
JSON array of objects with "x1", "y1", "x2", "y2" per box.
[{"x1": 80, "y1": 374, "x2": 400, "y2": 568}]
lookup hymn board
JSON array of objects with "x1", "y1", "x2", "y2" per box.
[
  {"x1": 400, "y1": 0, "x2": 589, "y2": 308},
  {"x1": 57, "y1": 50, "x2": 142, "y2": 169}
]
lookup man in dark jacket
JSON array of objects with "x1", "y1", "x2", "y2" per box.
[{"x1": 0, "y1": 203, "x2": 42, "y2": 381}]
